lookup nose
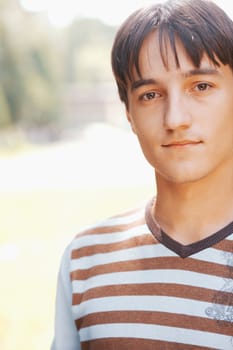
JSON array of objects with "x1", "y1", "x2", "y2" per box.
[{"x1": 163, "y1": 93, "x2": 192, "y2": 131}]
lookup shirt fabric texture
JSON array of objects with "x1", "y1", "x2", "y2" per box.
[{"x1": 51, "y1": 199, "x2": 233, "y2": 350}]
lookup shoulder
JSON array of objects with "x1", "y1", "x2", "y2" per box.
[
  {"x1": 79, "y1": 205, "x2": 146, "y2": 235},
  {"x1": 69, "y1": 204, "x2": 147, "y2": 252}
]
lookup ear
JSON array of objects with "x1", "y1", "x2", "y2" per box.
[{"x1": 126, "y1": 110, "x2": 136, "y2": 134}]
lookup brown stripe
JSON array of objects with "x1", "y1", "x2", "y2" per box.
[
  {"x1": 81, "y1": 337, "x2": 214, "y2": 350},
  {"x1": 71, "y1": 256, "x2": 230, "y2": 280},
  {"x1": 72, "y1": 233, "x2": 154, "y2": 259},
  {"x1": 76, "y1": 310, "x2": 233, "y2": 336},
  {"x1": 74, "y1": 218, "x2": 145, "y2": 238},
  {"x1": 72, "y1": 283, "x2": 231, "y2": 306},
  {"x1": 214, "y1": 239, "x2": 233, "y2": 252}
]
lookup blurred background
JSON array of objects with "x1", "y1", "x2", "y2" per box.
[{"x1": 0, "y1": 0, "x2": 232, "y2": 349}]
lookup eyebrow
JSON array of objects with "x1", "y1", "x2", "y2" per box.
[
  {"x1": 183, "y1": 67, "x2": 221, "y2": 78},
  {"x1": 131, "y1": 68, "x2": 221, "y2": 92},
  {"x1": 131, "y1": 79, "x2": 157, "y2": 92}
]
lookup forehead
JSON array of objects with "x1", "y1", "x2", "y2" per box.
[
  {"x1": 128, "y1": 30, "x2": 233, "y2": 92},
  {"x1": 136, "y1": 31, "x2": 197, "y2": 76}
]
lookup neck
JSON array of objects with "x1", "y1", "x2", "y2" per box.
[{"x1": 154, "y1": 165, "x2": 233, "y2": 245}]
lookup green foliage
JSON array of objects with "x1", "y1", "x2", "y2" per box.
[
  {"x1": 0, "y1": 85, "x2": 11, "y2": 127},
  {"x1": 0, "y1": 1, "x2": 117, "y2": 131},
  {"x1": 64, "y1": 18, "x2": 117, "y2": 82},
  {"x1": 0, "y1": 0, "x2": 62, "y2": 128}
]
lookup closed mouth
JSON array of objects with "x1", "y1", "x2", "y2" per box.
[{"x1": 162, "y1": 140, "x2": 202, "y2": 147}]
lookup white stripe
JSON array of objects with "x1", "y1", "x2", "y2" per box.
[
  {"x1": 73, "y1": 295, "x2": 215, "y2": 319},
  {"x1": 72, "y1": 225, "x2": 149, "y2": 249},
  {"x1": 72, "y1": 269, "x2": 230, "y2": 294},
  {"x1": 79, "y1": 323, "x2": 233, "y2": 349},
  {"x1": 71, "y1": 244, "x2": 176, "y2": 270},
  {"x1": 226, "y1": 233, "x2": 233, "y2": 240},
  {"x1": 192, "y1": 247, "x2": 233, "y2": 266}
]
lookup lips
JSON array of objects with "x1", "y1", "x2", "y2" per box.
[{"x1": 162, "y1": 140, "x2": 202, "y2": 147}]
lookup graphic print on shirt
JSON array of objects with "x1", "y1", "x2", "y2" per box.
[{"x1": 205, "y1": 250, "x2": 233, "y2": 345}]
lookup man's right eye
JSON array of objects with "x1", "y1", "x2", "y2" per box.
[{"x1": 140, "y1": 91, "x2": 160, "y2": 101}]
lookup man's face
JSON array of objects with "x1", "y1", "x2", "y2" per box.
[{"x1": 126, "y1": 32, "x2": 233, "y2": 185}]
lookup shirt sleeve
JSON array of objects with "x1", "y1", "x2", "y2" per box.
[{"x1": 51, "y1": 244, "x2": 81, "y2": 350}]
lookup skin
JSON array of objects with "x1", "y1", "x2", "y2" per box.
[{"x1": 126, "y1": 32, "x2": 233, "y2": 244}]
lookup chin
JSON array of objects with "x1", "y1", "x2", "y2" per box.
[{"x1": 157, "y1": 167, "x2": 211, "y2": 185}]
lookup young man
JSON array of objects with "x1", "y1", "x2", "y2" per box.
[{"x1": 51, "y1": 0, "x2": 233, "y2": 348}]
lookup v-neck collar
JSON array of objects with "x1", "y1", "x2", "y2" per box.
[{"x1": 145, "y1": 198, "x2": 233, "y2": 258}]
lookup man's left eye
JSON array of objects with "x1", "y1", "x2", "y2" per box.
[{"x1": 195, "y1": 83, "x2": 211, "y2": 91}]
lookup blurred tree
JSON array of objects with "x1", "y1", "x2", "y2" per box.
[
  {"x1": 64, "y1": 18, "x2": 116, "y2": 82},
  {"x1": 0, "y1": 24, "x2": 24, "y2": 124},
  {"x1": 0, "y1": 85, "x2": 11, "y2": 127},
  {"x1": 0, "y1": 0, "x2": 117, "y2": 136},
  {"x1": 0, "y1": 0, "x2": 62, "y2": 130}
]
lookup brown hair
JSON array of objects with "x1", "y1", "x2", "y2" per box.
[{"x1": 111, "y1": 0, "x2": 233, "y2": 108}]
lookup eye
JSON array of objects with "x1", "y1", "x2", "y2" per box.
[
  {"x1": 194, "y1": 82, "x2": 211, "y2": 92},
  {"x1": 140, "y1": 91, "x2": 161, "y2": 101}
]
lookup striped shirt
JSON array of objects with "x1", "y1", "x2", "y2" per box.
[{"x1": 51, "y1": 199, "x2": 233, "y2": 350}]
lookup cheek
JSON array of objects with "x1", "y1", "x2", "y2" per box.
[
  {"x1": 211, "y1": 92, "x2": 233, "y2": 131},
  {"x1": 135, "y1": 123, "x2": 157, "y2": 148},
  {"x1": 134, "y1": 125, "x2": 162, "y2": 166},
  {"x1": 211, "y1": 111, "x2": 233, "y2": 140},
  {"x1": 131, "y1": 109, "x2": 161, "y2": 134},
  {"x1": 130, "y1": 112, "x2": 163, "y2": 157}
]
